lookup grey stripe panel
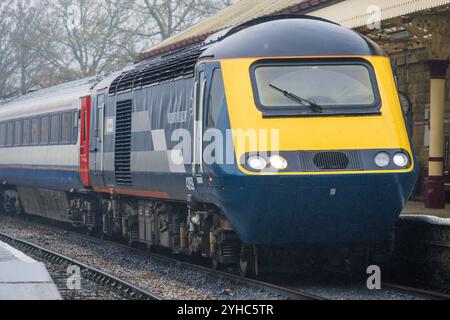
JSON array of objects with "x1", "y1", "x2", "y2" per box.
[
  {"x1": 151, "y1": 129, "x2": 168, "y2": 151},
  {"x1": 104, "y1": 131, "x2": 173, "y2": 153},
  {"x1": 130, "y1": 151, "x2": 186, "y2": 173},
  {"x1": 132, "y1": 111, "x2": 151, "y2": 132},
  {"x1": 132, "y1": 131, "x2": 153, "y2": 152},
  {"x1": 94, "y1": 78, "x2": 194, "y2": 178},
  {"x1": 98, "y1": 170, "x2": 188, "y2": 201},
  {"x1": 102, "y1": 113, "x2": 150, "y2": 136},
  {"x1": 132, "y1": 151, "x2": 170, "y2": 172},
  {"x1": 104, "y1": 132, "x2": 153, "y2": 153},
  {"x1": 103, "y1": 152, "x2": 115, "y2": 171}
]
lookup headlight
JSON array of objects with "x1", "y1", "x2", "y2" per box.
[
  {"x1": 374, "y1": 152, "x2": 390, "y2": 168},
  {"x1": 393, "y1": 152, "x2": 409, "y2": 167},
  {"x1": 269, "y1": 155, "x2": 288, "y2": 170},
  {"x1": 247, "y1": 156, "x2": 267, "y2": 170}
]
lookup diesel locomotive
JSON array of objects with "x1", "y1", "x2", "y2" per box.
[{"x1": 0, "y1": 16, "x2": 418, "y2": 275}]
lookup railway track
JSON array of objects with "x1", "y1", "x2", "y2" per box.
[
  {"x1": 382, "y1": 283, "x2": 450, "y2": 300},
  {"x1": 0, "y1": 232, "x2": 162, "y2": 300},
  {"x1": 68, "y1": 233, "x2": 324, "y2": 300},
  {"x1": 0, "y1": 216, "x2": 322, "y2": 300},
  {"x1": 56, "y1": 237, "x2": 325, "y2": 300},
  {"x1": 74, "y1": 230, "x2": 450, "y2": 300},
  {"x1": 266, "y1": 276, "x2": 450, "y2": 300},
  {"x1": 1, "y1": 214, "x2": 449, "y2": 300}
]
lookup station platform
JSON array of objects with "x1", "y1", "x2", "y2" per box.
[
  {"x1": 402, "y1": 201, "x2": 450, "y2": 219},
  {"x1": 395, "y1": 201, "x2": 450, "y2": 289},
  {"x1": 0, "y1": 241, "x2": 61, "y2": 300}
]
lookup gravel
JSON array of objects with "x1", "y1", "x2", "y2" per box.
[
  {"x1": 43, "y1": 260, "x2": 126, "y2": 300},
  {"x1": 0, "y1": 214, "x2": 435, "y2": 300},
  {"x1": 273, "y1": 277, "x2": 428, "y2": 300},
  {"x1": 0, "y1": 215, "x2": 287, "y2": 300}
]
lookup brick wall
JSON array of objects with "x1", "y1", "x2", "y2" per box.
[{"x1": 390, "y1": 49, "x2": 450, "y2": 170}]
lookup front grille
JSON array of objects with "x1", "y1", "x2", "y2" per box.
[
  {"x1": 300, "y1": 151, "x2": 363, "y2": 172},
  {"x1": 114, "y1": 100, "x2": 133, "y2": 186},
  {"x1": 313, "y1": 152, "x2": 349, "y2": 170}
]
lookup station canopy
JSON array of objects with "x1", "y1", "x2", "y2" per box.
[{"x1": 139, "y1": 0, "x2": 450, "y2": 60}]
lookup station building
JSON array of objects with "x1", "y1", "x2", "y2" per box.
[{"x1": 141, "y1": 0, "x2": 450, "y2": 211}]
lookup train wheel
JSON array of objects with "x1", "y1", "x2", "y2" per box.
[
  {"x1": 211, "y1": 255, "x2": 223, "y2": 271},
  {"x1": 3, "y1": 193, "x2": 21, "y2": 216},
  {"x1": 85, "y1": 226, "x2": 100, "y2": 237},
  {"x1": 239, "y1": 245, "x2": 258, "y2": 278},
  {"x1": 100, "y1": 232, "x2": 110, "y2": 241}
]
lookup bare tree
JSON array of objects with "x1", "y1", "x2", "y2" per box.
[
  {"x1": 1, "y1": 0, "x2": 66, "y2": 97},
  {"x1": 133, "y1": 0, "x2": 237, "y2": 42},
  {"x1": 0, "y1": 1, "x2": 18, "y2": 99},
  {"x1": 11, "y1": 0, "x2": 53, "y2": 94},
  {"x1": 1, "y1": 0, "x2": 236, "y2": 98},
  {"x1": 29, "y1": 0, "x2": 139, "y2": 79}
]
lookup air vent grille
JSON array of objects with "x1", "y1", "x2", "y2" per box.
[
  {"x1": 300, "y1": 151, "x2": 363, "y2": 172},
  {"x1": 313, "y1": 152, "x2": 350, "y2": 170},
  {"x1": 109, "y1": 44, "x2": 205, "y2": 95},
  {"x1": 114, "y1": 100, "x2": 133, "y2": 186}
]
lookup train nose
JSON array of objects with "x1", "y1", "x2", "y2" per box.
[{"x1": 219, "y1": 172, "x2": 417, "y2": 245}]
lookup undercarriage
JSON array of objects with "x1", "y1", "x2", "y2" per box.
[{"x1": 0, "y1": 186, "x2": 395, "y2": 277}]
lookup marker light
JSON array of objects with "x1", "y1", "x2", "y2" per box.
[
  {"x1": 269, "y1": 155, "x2": 288, "y2": 170},
  {"x1": 247, "y1": 156, "x2": 267, "y2": 170},
  {"x1": 393, "y1": 152, "x2": 409, "y2": 167},
  {"x1": 374, "y1": 152, "x2": 390, "y2": 168}
]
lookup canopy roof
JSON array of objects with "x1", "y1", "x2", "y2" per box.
[{"x1": 139, "y1": 0, "x2": 450, "y2": 60}]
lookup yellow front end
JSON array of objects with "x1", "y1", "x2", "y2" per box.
[{"x1": 219, "y1": 56, "x2": 415, "y2": 175}]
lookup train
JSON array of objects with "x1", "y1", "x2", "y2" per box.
[{"x1": 0, "y1": 15, "x2": 418, "y2": 276}]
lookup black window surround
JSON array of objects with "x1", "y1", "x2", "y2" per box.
[
  {"x1": 206, "y1": 68, "x2": 226, "y2": 129},
  {"x1": 249, "y1": 58, "x2": 382, "y2": 118},
  {"x1": 0, "y1": 109, "x2": 78, "y2": 148}
]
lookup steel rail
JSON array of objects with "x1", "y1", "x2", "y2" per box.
[
  {"x1": 0, "y1": 221, "x2": 324, "y2": 300},
  {"x1": 0, "y1": 232, "x2": 162, "y2": 300},
  {"x1": 382, "y1": 282, "x2": 450, "y2": 300},
  {"x1": 74, "y1": 231, "x2": 325, "y2": 300},
  {"x1": 94, "y1": 234, "x2": 450, "y2": 300},
  {"x1": 78, "y1": 232, "x2": 450, "y2": 300},
  {"x1": 4, "y1": 216, "x2": 449, "y2": 300}
]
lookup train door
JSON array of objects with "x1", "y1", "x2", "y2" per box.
[
  {"x1": 192, "y1": 62, "x2": 220, "y2": 190},
  {"x1": 192, "y1": 64, "x2": 207, "y2": 187},
  {"x1": 80, "y1": 96, "x2": 91, "y2": 187},
  {"x1": 90, "y1": 92, "x2": 106, "y2": 187}
]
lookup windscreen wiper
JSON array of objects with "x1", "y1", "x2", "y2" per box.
[{"x1": 269, "y1": 83, "x2": 323, "y2": 113}]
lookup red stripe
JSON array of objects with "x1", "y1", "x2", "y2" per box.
[{"x1": 93, "y1": 187, "x2": 171, "y2": 199}]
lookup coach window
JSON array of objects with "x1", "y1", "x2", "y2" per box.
[
  {"x1": 72, "y1": 111, "x2": 78, "y2": 144},
  {"x1": 61, "y1": 112, "x2": 72, "y2": 144},
  {"x1": 14, "y1": 120, "x2": 22, "y2": 146},
  {"x1": 6, "y1": 122, "x2": 14, "y2": 146},
  {"x1": 206, "y1": 68, "x2": 225, "y2": 129},
  {"x1": 41, "y1": 116, "x2": 49, "y2": 144},
  {"x1": 50, "y1": 114, "x2": 60, "y2": 144},
  {"x1": 31, "y1": 118, "x2": 40, "y2": 145},
  {"x1": 23, "y1": 119, "x2": 30, "y2": 145},
  {"x1": 0, "y1": 123, "x2": 6, "y2": 147}
]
